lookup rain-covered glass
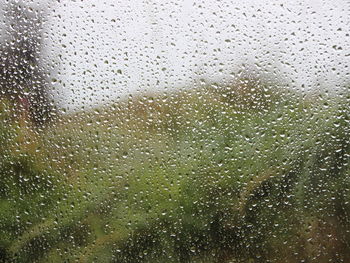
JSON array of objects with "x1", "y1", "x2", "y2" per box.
[{"x1": 0, "y1": 0, "x2": 349, "y2": 262}]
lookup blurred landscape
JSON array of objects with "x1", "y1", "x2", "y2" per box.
[
  {"x1": 0, "y1": 0, "x2": 349, "y2": 262},
  {"x1": 0, "y1": 78, "x2": 349, "y2": 262}
]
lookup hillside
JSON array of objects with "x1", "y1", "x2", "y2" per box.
[{"x1": 0, "y1": 81, "x2": 349, "y2": 262}]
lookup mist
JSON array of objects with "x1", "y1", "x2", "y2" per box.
[{"x1": 2, "y1": 0, "x2": 349, "y2": 111}]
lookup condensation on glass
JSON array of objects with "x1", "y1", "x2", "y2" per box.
[{"x1": 0, "y1": 0, "x2": 349, "y2": 262}]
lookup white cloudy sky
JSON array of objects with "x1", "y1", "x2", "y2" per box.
[{"x1": 2, "y1": 0, "x2": 350, "y2": 110}]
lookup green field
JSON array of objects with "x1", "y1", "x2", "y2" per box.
[{"x1": 0, "y1": 80, "x2": 349, "y2": 262}]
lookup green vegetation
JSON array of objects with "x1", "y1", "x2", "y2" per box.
[{"x1": 0, "y1": 80, "x2": 349, "y2": 262}]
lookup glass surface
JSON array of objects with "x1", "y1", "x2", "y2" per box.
[{"x1": 0, "y1": 0, "x2": 349, "y2": 262}]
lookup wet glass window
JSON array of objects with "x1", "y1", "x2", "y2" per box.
[{"x1": 0, "y1": 0, "x2": 349, "y2": 262}]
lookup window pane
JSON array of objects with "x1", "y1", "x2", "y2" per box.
[{"x1": 0, "y1": 0, "x2": 349, "y2": 262}]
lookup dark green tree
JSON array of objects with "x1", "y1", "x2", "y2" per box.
[{"x1": 0, "y1": 1, "x2": 54, "y2": 126}]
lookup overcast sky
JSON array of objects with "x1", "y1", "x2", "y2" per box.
[{"x1": 2, "y1": 0, "x2": 349, "y2": 111}]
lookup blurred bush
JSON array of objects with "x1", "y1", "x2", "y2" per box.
[{"x1": 0, "y1": 81, "x2": 349, "y2": 262}]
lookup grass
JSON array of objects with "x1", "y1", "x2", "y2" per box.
[{"x1": 0, "y1": 79, "x2": 349, "y2": 262}]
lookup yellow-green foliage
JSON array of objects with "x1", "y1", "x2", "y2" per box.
[{"x1": 0, "y1": 83, "x2": 349, "y2": 262}]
